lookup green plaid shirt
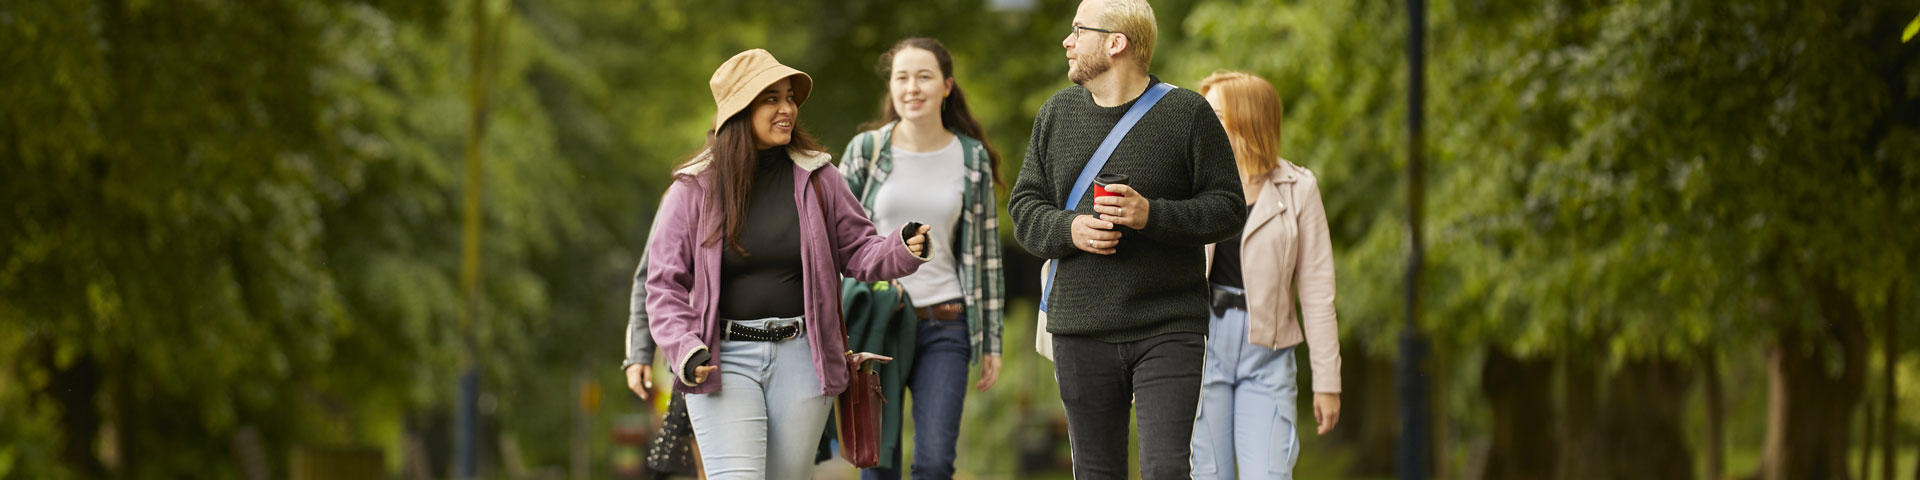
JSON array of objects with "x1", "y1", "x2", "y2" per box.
[{"x1": 840, "y1": 122, "x2": 1005, "y2": 360}]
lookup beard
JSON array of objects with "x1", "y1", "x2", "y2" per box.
[{"x1": 1069, "y1": 51, "x2": 1112, "y2": 85}]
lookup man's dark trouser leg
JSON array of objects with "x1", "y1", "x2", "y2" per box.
[
  {"x1": 1055, "y1": 332, "x2": 1206, "y2": 480},
  {"x1": 1054, "y1": 335, "x2": 1132, "y2": 480},
  {"x1": 1132, "y1": 332, "x2": 1205, "y2": 479}
]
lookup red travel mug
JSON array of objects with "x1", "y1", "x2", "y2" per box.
[{"x1": 1093, "y1": 173, "x2": 1129, "y2": 200}]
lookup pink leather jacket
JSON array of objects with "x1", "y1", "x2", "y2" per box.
[{"x1": 1206, "y1": 159, "x2": 1341, "y2": 393}]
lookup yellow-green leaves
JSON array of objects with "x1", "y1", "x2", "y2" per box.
[{"x1": 1905, "y1": 12, "x2": 1918, "y2": 42}]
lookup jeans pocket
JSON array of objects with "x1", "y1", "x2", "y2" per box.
[
  {"x1": 1203, "y1": 334, "x2": 1236, "y2": 384},
  {"x1": 1269, "y1": 403, "x2": 1299, "y2": 478}
]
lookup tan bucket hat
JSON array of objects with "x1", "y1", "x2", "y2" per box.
[{"x1": 709, "y1": 49, "x2": 814, "y2": 131}]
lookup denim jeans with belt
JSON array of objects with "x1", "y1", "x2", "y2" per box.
[
  {"x1": 1052, "y1": 330, "x2": 1206, "y2": 480},
  {"x1": 1191, "y1": 285, "x2": 1300, "y2": 479},
  {"x1": 864, "y1": 301, "x2": 971, "y2": 480},
  {"x1": 685, "y1": 317, "x2": 835, "y2": 480}
]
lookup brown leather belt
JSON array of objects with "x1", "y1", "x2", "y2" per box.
[{"x1": 913, "y1": 300, "x2": 965, "y2": 322}]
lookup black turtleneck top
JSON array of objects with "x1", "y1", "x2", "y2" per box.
[
  {"x1": 716, "y1": 148, "x2": 806, "y2": 320},
  {"x1": 1209, "y1": 232, "x2": 1244, "y2": 289}
]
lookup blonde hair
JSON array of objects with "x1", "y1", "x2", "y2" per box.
[
  {"x1": 1099, "y1": 0, "x2": 1157, "y2": 71},
  {"x1": 1199, "y1": 71, "x2": 1283, "y2": 180}
]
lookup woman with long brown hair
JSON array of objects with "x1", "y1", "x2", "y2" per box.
[
  {"x1": 836, "y1": 37, "x2": 1005, "y2": 480},
  {"x1": 646, "y1": 48, "x2": 932, "y2": 479}
]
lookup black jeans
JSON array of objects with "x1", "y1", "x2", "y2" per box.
[{"x1": 1052, "y1": 332, "x2": 1206, "y2": 480}]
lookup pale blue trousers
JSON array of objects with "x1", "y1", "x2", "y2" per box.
[{"x1": 1191, "y1": 286, "x2": 1301, "y2": 479}]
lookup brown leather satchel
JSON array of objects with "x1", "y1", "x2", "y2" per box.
[{"x1": 836, "y1": 350, "x2": 885, "y2": 468}]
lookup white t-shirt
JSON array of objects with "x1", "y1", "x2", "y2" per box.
[{"x1": 873, "y1": 136, "x2": 966, "y2": 307}]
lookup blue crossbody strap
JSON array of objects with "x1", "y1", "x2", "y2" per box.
[{"x1": 1040, "y1": 82, "x2": 1175, "y2": 312}]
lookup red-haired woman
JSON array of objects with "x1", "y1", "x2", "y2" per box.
[{"x1": 1190, "y1": 71, "x2": 1343, "y2": 479}]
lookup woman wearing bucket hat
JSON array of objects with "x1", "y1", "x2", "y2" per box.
[
  {"x1": 645, "y1": 48, "x2": 933, "y2": 479},
  {"x1": 833, "y1": 37, "x2": 1005, "y2": 480}
]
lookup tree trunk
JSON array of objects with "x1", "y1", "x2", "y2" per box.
[
  {"x1": 1704, "y1": 351, "x2": 1725, "y2": 480},
  {"x1": 1343, "y1": 353, "x2": 1400, "y2": 477},
  {"x1": 1861, "y1": 398, "x2": 1876, "y2": 478},
  {"x1": 1602, "y1": 358, "x2": 1694, "y2": 480},
  {"x1": 231, "y1": 426, "x2": 271, "y2": 480},
  {"x1": 1763, "y1": 276, "x2": 1868, "y2": 480},
  {"x1": 1432, "y1": 344, "x2": 1449, "y2": 479},
  {"x1": 1882, "y1": 283, "x2": 1897, "y2": 480},
  {"x1": 1560, "y1": 360, "x2": 1600, "y2": 480},
  {"x1": 113, "y1": 360, "x2": 139, "y2": 476},
  {"x1": 45, "y1": 349, "x2": 105, "y2": 477},
  {"x1": 1764, "y1": 340, "x2": 1860, "y2": 480},
  {"x1": 1482, "y1": 347, "x2": 1557, "y2": 479}
]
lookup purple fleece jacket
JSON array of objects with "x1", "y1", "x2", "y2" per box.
[{"x1": 646, "y1": 148, "x2": 927, "y2": 396}]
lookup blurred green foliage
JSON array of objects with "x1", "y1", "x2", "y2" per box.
[
  {"x1": 4, "y1": 0, "x2": 1918, "y2": 478},
  {"x1": 1169, "y1": 0, "x2": 1918, "y2": 477}
]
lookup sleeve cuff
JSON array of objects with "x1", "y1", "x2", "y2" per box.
[
  {"x1": 1142, "y1": 199, "x2": 1163, "y2": 231},
  {"x1": 900, "y1": 223, "x2": 932, "y2": 260},
  {"x1": 1054, "y1": 214, "x2": 1078, "y2": 254},
  {"x1": 676, "y1": 346, "x2": 710, "y2": 386}
]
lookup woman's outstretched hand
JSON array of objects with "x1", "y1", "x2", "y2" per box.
[
  {"x1": 904, "y1": 224, "x2": 932, "y2": 258},
  {"x1": 689, "y1": 364, "x2": 718, "y2": 385}
]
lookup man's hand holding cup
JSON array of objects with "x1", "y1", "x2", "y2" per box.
[
  {"x1": 1075, "y1": 173, "x2": 1137, "y2": 255},
  {"x1": 1092, "y1": 173, "x2": 1149, "y2": 230}
]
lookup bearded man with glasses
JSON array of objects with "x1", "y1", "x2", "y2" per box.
[{"x1": 1008, "y1": 0, "x2": 1247, "y2": 478}]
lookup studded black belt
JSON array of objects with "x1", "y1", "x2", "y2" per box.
[{"x1": 724, "y1": 321, "x2": 802, "y2": 342}]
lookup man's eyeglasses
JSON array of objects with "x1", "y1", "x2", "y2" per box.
[{"x1": 1070, "y1": 25, "x2": 1118, "y2": 37}]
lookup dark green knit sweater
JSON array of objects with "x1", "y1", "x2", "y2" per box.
[{"x1": 1010, "y1": 77, "x2": 1247, "y2": 343}]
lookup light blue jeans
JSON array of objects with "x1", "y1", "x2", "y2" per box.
[
  {"x1": 1191, "y1": 285, "x2": 1301, "y2": 479},
  {"x1": 686, "y1": 317, "x2": 835, "y2": 480}
]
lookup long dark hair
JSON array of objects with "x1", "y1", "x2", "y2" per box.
[
  {"x1": 864, "y1": 37, "x2": 1003, "y2": 188},
  {"x1": 676, "y1": 108, "x2": 823, "y2": 256}
]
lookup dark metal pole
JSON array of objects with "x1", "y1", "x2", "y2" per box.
[
  {"x1": 456, "y1": 0, "x2": 493, "y2": 477},
  {"x1": 456, "y1": 369, "x2": 480, "y2": 478},
  {"x1": 1398, "y1": 0, "x2": 1431, "y2": 479}
]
